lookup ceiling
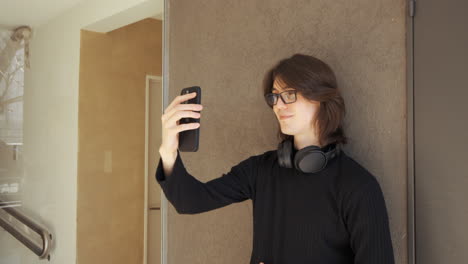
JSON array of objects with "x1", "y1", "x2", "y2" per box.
[{"x1": 0, "y1": 0, "x2": 86, "y2": 30}]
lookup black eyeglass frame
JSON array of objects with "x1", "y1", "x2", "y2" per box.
[{"x1": 264, "y1": 90, "x2": 297, "y2": 107}]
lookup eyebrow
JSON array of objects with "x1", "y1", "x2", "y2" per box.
[{"x1": 272, "y1": 87, "x2": 295, "y2": 92}]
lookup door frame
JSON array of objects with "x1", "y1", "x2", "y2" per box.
[
  {"x1": 144, "y1": 74, "x2": 163, "y2": 264},
  {"x1": 406, "y1": 1, "x2": 415, "y2": 264}
]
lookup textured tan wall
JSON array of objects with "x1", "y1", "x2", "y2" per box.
[
  {"x1": 77, "y1": 18, "x2": 162, "y2": 264},
  {"x1": 167, "y1": 0, "x2": 407, "y2": 263}
]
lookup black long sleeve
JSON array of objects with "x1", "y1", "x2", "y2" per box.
[
  {"x1": 155, "y1": 150, "x2": 258, "y2": 214},
  {"x1": 343, "y1": 177, "x2": 395, "y2": 264},
  {"x1": 154, "y1": 149, "x2": 395, "y2": 264}
]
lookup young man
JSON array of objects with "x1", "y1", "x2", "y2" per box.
[{"x1": 156, "y1": 54, "x2": 395, "y2": 264}]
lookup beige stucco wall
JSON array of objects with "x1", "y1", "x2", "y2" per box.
[
  {"x1": 166, "y1": 0, "x2": 407, "y2": 263},
  {"x1": 78, "y1": 18, "x2": 162, "y2": 264}
]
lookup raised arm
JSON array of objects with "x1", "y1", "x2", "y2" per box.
[
  {"x1": 155, "y1": 150, "x2": 258, "y2": 214},
  {"x1": 156, "y1": 91, "x2": 258, "y2": 214}
]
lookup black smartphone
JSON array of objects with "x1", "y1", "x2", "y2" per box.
[{"x1": 178, "y1": 86, "x2": 201, "y2": 152}]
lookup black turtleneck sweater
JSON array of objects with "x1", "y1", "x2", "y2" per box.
[{"x1": 155, "y1": 148, "x2": 395, "y2": 264}]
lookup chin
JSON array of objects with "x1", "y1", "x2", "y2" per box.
[{"x1": 280, "y1": 127, "x2": 295, "y2": 136}]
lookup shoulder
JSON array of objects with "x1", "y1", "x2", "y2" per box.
[
  {"x1": 241, "y1": 149, "x2": 277, "y2": 164},
  {"x1": 231, "y1": 149, "x2": 276, "y2": 170},
  {"x1": 334, "y1": 151, "x2": 383, "y2": 200},
  {"x1": 259, "y1": 149, "x2": 277, "y2": 162}
]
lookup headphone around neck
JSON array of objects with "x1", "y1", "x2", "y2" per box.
[{"x1": 277, "y1": 138, "x2": 340, "y2": 174}]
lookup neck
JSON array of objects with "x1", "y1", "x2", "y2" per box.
[{"x1": 293, "y1": 132, "x2": 322, "y2": 150}]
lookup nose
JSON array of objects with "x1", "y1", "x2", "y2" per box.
[{"x1": 274, "y1": 96, "x2": 288, "y2": 110}]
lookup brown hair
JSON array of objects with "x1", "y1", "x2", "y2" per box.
[{"x1": 262, "y1": 53, "x2": 348, "y2": 148}]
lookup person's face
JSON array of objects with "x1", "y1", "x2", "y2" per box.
[{"x1": 272, "y1": 78, "x2": 320, "y2": 137}]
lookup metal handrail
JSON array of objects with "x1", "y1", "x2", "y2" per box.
[{"x1": 0, "y1": 200, "x2": 52, "y2": 260}]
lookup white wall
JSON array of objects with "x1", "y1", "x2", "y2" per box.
[{"x1": 0, "y1": 0, "x2": 162, "y2": 263}]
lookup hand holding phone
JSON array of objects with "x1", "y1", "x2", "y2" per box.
[{"x1": 159, "y1": 86, "x2": 202, "y2": 155}]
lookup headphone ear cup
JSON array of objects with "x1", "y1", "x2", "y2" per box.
[
  {"x1": 277, "y1": 139, "x2": 293, "y2": 168},
  {"x1": 294, "y1": 146, "x2": 327, "y2": 174}
]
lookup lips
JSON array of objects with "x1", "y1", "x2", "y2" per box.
[{"x1": 279, "y1": 115, "x2": 293, "y2": 120}]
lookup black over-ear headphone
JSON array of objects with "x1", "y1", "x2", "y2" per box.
[{"x1": 277, "y1": 138, "x2": 340, "y2": 174}]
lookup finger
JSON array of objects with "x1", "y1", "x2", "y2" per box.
[
  {"x1": 162, "y1": 103, "x2": 203, "y2": 123},
  {"x1": 164, "y1": 92, "x2": 197, "y2": 114},
  {"x1": 165, "y1": 110, "x2": 201, "y2": 127},
  {"x1": 174, "y1": 122, "x2": 200, "y2": 133},
  {"x1": 177, "y1": 103, "x2": 203, "y2": 111}
]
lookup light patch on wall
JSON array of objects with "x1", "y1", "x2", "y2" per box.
[{"x1": 104, "y1": 151, "x2": 112, "y2": 173}]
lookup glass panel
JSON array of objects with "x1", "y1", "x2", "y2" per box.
[{"x1": 0, "y1": 29, "x2": 24, "y2": 209}]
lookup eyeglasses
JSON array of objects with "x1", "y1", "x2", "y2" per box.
[{"x1": 264, "y1": 90, "x2": 297, "y2": 107}]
